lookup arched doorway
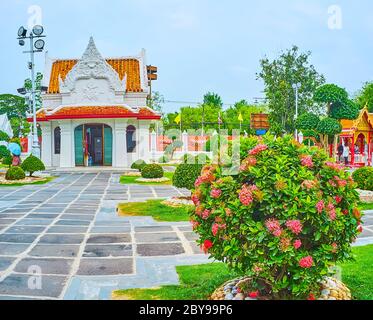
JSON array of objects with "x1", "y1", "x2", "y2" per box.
[
  {"x1": 74, "y1": 124, "x2": 112, "y2": 166},
  {"x1": 126, "y1": 125, "x2": 137, "y2": 153}
]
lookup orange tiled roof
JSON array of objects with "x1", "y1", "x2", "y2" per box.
[
  {"x1": 48, "y1": 59, "x2": 143, "y2": 94},
  {"x1": 30, "y1": 106, "x2": 161, "y2": 121},
  {"x1": 340, "y1": 119, "x2": 353, "y2": 129}
]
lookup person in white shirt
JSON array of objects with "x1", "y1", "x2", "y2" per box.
[{"x1": 342, "y1": 144, "x2": 350, "y2": 166}]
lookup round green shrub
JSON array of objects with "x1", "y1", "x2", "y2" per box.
[
  {"x1": 5, "y1": 166, "x2": 26, "y2": 181},
  {"x1": 0, "y1": 145, "x2": 11, "y2": 159},
  {"x1": 0, "y1": 131, "x2": 10, "y2": 142},
  {"x1": 158, "y1": 155, "x2": 170, "y2": 164},
  {"x1": 352, "y1": 167, "x2": 373, "y2": 191},
  {"x1": 21, "y1": 155, "x2": 46, "y2": 177},
  {"x1": 2, "y1": 154, "x2": 13, "y2": 168},
  {"x1": 141, "y1": 164, "x2": 164, "y2": 179},
  {"x1": 191, "y1": 134, "x2": 361, "y2": 300},
  {"x1": 131, "y1": 159, "x2": 147, "y2": 171},
  {"x1": 173, "y1": 163, "x2": 203, "y2": 190}
]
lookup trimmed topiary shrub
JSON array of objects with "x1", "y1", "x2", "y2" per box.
[
  {"x1": 173, "y1": 163, "x2": 203, "y2": 191},
  {"x1": 158, "y1": 155, "x2": 170, "y2": 164},
  {"x1": 352, "y1": 167, "x2": 373, "y2": 191},
  {"x1": 131, "y1": 159, "x2": 147, "y2": 171},
  {"x1": 141, "y1": 164, "x2": 164, "y2": 179},
  {"x1": 0, "y1": 145, "x2": 10, "y2": 160},
  {"x1": 0, "y1": 131, "x2": 10, "y2": 142},
  {"x1": 190, "y1": 134, "x2": 361, "y2": 300},
  {"x1": 21, "y1": 155, "x2": 46, "y2": 177},
  {"x1": 5, "y1": 166, "x2": 26, "y2": 181},
  {"x1": 2, "y1": 154, "x2": 13, "y2": 168}
]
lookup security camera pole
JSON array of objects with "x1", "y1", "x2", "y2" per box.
[{"x1": 17, "y1": 25, "x2": 46, "y2": 159}]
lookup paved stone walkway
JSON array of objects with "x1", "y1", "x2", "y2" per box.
[
  {"x1": 0, "y1": 173, "x2": 208, "y2": 300},
  {"x1": 0, "y1": 172, "x2": 372, "y2": 300}
]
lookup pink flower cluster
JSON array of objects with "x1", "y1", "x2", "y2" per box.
[
  {"x1": 191, "y1": 194, "x2": 200, "y2": 206},
  {"x1": 210, "y1": 188, "x2": 222, "y2": 199},
  {"x1": 190, "y1": 220, "x2": 200, "y2": 230},
  {"x1": 334, "y1": 176, "x2": 347, "y2": 187},
  {"x1": 300, "y1": 155, "x2": 314, "y2": 168},
  {"x1": 265, "y1": 218, "x2": 282, "y2": 237},
  {"x1": 194, "y1": 176, "x2": 204, "y2": 188},
  {"x1": 316, "y1": 200, "x2": 325, "y2": 214},
  {"x1": 249, "y1": 144, "x2": 268, "y2": 156},
  {"x1": 212, "y1": 223, "x2": 227, "y2": 236},
  {"x1": 326, "y1": 203, "x2": 336, "y2": 221},
  {"x1": 202, "y1": 209, "x2": 212, "y2": 220},
  {"x1": 301, "y1": 180, "x2": 317, "y2": 190},
  {"x1": 240, "y1": 156, "x2": 257, "y2": 171},
  {"x1": 239, "y1": 184, "x2": 258, "y2": 206},
  {"x1": 293, "y1": 239, "x2": 302, "y2": 250},
  {"x1": 286, "y1": 220, "x2": 303, "y2": 235},
  {"x1": 325, "y1": 162, "x2": 344, "y2": 171},
  {"x1": 299, "y1": 256, "x2": 314, "y2": 268}
]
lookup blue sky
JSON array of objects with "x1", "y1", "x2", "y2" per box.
[{"x1": 1, "y1": 0, "x2": 373, "y2": 113}]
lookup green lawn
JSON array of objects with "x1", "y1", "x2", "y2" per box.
[
  {"x1": 120, "y1": 172, "x2": 174, "y2": 185},
  {"x1": 359, "y1": 202, "x2": 373, "y2": 211},
  {"x1": 117, "y1": 199, "x2": 192, "y2": 222},
  {"x1": 0, "y1": 176, "x2": 55, "y2": 187},
  {"x1": 113, "y1": 245, "x2": 373, "y2": 300}
]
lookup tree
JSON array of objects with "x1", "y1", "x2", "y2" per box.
[
  {"x1": 21, "y1": 155, "x2": 46, "y2": 177},
  {"x1": 223, "y1": 100, "x2": 266, "y2": 132},
  {"x1": 148, "y1": 91, "x2": 164, "y2": 114},
  {"x1": 355, "y1": 82, "x2": 373, "y2": 112},
  {"x1": 0, "y1": 94, "x2": 28, "y2": 118},
  {"x1": 257, "y1": 46, "x2": 325, "y2": 133},
  {"x1": 0, "y1": 130, "x2": 10, "y2": 142},
  {"x1": 203, "y1": 92, "x2": 223, "y2": 108},
  {"x1": 24, "y1": 72, "x2": 43, "y2": 111},
  {"x1": 10, "y1": 118, "x2": 31, "y2": 138}
]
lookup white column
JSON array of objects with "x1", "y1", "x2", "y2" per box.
[
  {"x1": 182, "y1": 131, "x2": 188, "y2": 154},
  {"x1": 138, "y1": 120, "x2": 151, "y2": 162},
  {"x1": 151, "y1": 130, "x2": 157, "y2": 161},
  {"x1": 114, "y1": 119, "x2": 127, "y2": 168},
  {"x1": 59, "y1": 120, "x2": 73, "y2": 168},
  {"x1": 39, "y1": 122, "x2": 52, "y2": 167}
]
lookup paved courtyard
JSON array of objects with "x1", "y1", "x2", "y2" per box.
[
  {"x1": 0, "y1": 172, "x2": 372, "y2": 300},
  {"x1": 0, "y1": 173, "x2": 208, "y2": 300}
]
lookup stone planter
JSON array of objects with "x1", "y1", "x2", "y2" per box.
[{"x1": 210, "y1": 277, "x2": 352, "y2": 301}]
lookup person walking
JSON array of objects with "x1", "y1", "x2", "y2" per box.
[
  {"x1": 337, "y1": 144, "x2": 344, "y2": 163},
  {"x1": 343, "y1": 143, "x2": 350, "y2": 166}
]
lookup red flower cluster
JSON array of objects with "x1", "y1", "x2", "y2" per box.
[
  {"x1": 212, "y1": 223, "x2": 226, "y2": 236},
  {"x1": 249, "y1": 144, "x2": 268, "y2": 156},
  {"x1": 299, "y1": 256, "x2": 313, "y2": 268},
  {"x1": 286, "y1": 220, "x2": 303, "y2": 235},
  {"x1": 325, "y1": 162, "x2": 344, "y2": 171},
  {"x1": 202, "y1": 240, "x2": 213, "y2": 253},
  {"x1": 334, "y1": 176, "x2": 347, "y2": 188},
  {"x1": 326, "y1": 203, "x2": 336, "y2": 221},
  {"x1": 265, "y1": 218, "x2": 282, "y2": 237},
  {"x1": 202, "y1": 209, "x2": 211, "y2": 220},
  {"x1": 239, "y1": 184, "x2": 258, "y2": 206}
]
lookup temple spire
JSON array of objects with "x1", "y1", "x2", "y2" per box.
[{"x1": 81, "y1": 37, "x2": 103, "y2": 60}]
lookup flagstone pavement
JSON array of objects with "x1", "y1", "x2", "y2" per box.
[{"x1": 0, "y1": 172, "x2": 372, "y2": 300}]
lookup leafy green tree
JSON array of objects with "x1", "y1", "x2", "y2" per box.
[
  {"x1": 148, "y1": 91, "x2": 164, "y2": 114},
  {"x1": 224, "y1": 100, "x2": 266, "y2": 132},
  {"x1": 10, "y1": 118, "x2": 31, "y2": 138},
  {"x1": 0, "y1": 131, "x2": 10, "y2": 142},
  {"x1": 0, "y1": 94, "x2": 28, "y2": 118},
  {"x1": 355, "y1": 82, "x2": 373, "y2": 112},
  {"x1": 316, "y1": 117, "x2": 342, "y2": 150},
  {"x1": 203, "y1": 92, "x2": 223, "y2": 108},
  {"x1": 257, "y1": 45, "x2": 325, "y2": 133},
  {"x1": 24, "y1": 72, "x2": 43, "y2": 111},
  {"x1": 21, "y1": 155, "x2": 46, "y2": 177}
]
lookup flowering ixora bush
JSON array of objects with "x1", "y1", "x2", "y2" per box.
[{"x1": 190, "y1": 134, "x2": 362, "y2": 300}]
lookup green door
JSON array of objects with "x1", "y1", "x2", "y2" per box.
[
  {"x1": 104, "y1": 126, "x2": 113, "y2": 166},
  {"x1": 75, "y1": 125, "x2": 84, "y2": 166}
]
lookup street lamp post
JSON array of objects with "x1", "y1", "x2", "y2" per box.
[
  {"x1": 17, "y1": 25, "x2": 46, "y2": 159},
  {"x1": 292, "y1": 82, "x2": 301, "y2": 142}
]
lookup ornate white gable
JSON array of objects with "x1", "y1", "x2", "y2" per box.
[{"x1": 59, "y1": 37, "x2": 126, "y2": 105}]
